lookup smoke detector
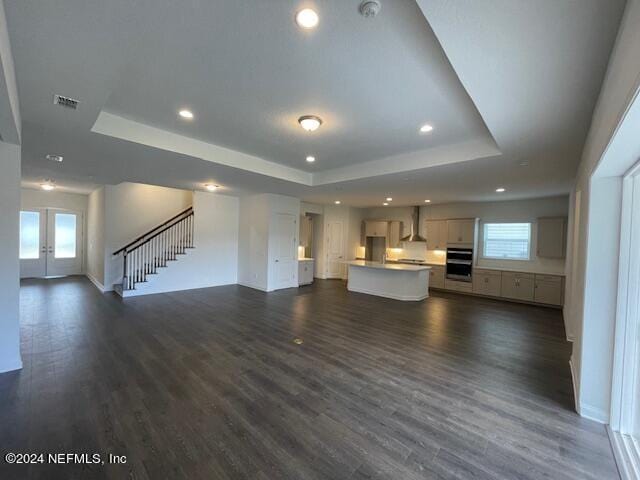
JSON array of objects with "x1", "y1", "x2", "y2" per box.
[
  {"x1": 359, "y1": 0, "x2": 381, "y2": 18},
  {"x1": 53, "y1": 94, "x2": 79, "y2": 110}
]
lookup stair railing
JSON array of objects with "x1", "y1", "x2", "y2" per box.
[{"x1": 113, "y1": 207, "x2": 194, "y2": 290}]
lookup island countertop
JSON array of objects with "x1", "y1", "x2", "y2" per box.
[{"x1": 345, "y1": 260, "x2": 431, "y2": 272}]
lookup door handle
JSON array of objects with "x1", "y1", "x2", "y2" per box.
[{"x1": 275, "y1": 259, "x2": 279, "y2": 262}]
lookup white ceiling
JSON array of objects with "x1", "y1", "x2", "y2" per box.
[{"x1": 7, "y1": 0, "x2": 626, "y2": 205}]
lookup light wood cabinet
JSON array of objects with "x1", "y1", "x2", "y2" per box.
[
  {"x1": 501, "y1": 272, "x2": 535, "y2": 301},
  {"x1": 444, "y1": 279, "x2": 473, "y2": 293},
  {"x1": 533, "y1": 274, "x2": 564, "y2": 305},
  {"x1": 365, "y1": 221, "x2": 388, "y2": 238},
  {"x1": 447, "y1": 219, "x2": 475, "y2": 245},
  {"x1": 425, "y1": 220, "x2": 447, "y2": 251},
  {"x1": 428, "y1": 265, "x2": 445, "y2": 289},
  {"x1": 473, "y1": 269, "x2": 502, "y2": 297},
  {"x1": 298, "y1": 260, "x2": 314, "y2": 286},
  {"x1": 387, "y1": 221, "x2": 402, "y2": 248},
  {"x1": 537, "y1": 217, "x2": 567, "y2": 258}
]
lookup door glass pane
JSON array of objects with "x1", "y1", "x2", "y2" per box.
[
  {"x1": 55, "y1": 213, "x2": 77, "y2": 258},
  {"x1": 20, "y1": 211, "x2": 40, "y2": 259}
]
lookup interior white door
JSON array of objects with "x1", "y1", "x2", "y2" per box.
[
  {"x1": 46, "y1": 210, "x2": 83, "y2": 276},
  {"x1": 326, "y1": 221, "x2": 344, "y2": 279},
  {"x1": 273, "y1": 213, "x2": 297, "y2": 289},
  {"x1": 19, "y1": 209, "x2": 47, "y2": 278}
]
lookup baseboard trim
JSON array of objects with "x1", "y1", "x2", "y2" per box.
[
  {"x1": 347, "y1": 286, "x2": 429, "y2": 302},
  {"x1": 238, "y1": 282, "x2": 270, "y2": 292},
  {"x1": 580, "y1": 402, "x2": 609, "y2": 424},
  {"x1": 608, "y1": 426, "x2": 640, "y2": 480},
  {"x1": 569, "y1": 357, "x2": 579, "y2": 415},
  {"x1": 86, "y1": 273, "x2": 107, "y2": 293}
]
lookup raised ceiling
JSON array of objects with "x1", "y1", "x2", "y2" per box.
[{"x1": 7, "y1": 0, "x2": 626, "y2": 205}]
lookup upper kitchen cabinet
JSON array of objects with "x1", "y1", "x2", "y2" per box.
[
  {"x1": 425, "y1": 220, "x2": 447, "y2": 250},
  {"x1": 447, "y1": 219, "x2": 475, "y2": 245},
  {"x1": 387, "y1": 221, "x2": 402, "y2": 248},
  {"x1": 365, "y1": 221, "x2": 388, "y2": 238},
  {"x1": 537, "y1": 217, "x2": 567, "y2": 258}
]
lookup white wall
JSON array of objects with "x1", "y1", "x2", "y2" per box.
[
  {"x1": 126, "y1": 191, "x2": 239, "y2": 296},
  {"x1": 86, "y1": 188, "x2": 105, "y2": 289},
  {"x1": 103, "y1": 182, "x2": 193, "y2": 289},
  {"x1": 565, "y1": 0, "x2": 640, "y2": 423},
  {"x1": 0, "y1": 141, "x2": 21, "y2": 373},
  {"x1": 360, "y1": 196, "x2": 569, "y2": 274},
  {"x1": 238, "y1": 193, "x2": 300, "y2": 291}
]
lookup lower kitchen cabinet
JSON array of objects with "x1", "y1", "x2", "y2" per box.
[
  {"x1": 298, "y1": 259, "x2": 314, "y2": 286},
  {"x1": 473, "y1": 269, "x2": 502, "y2": 297},
  {"x1": 428, "y1": 265, "x2": 445, "y2": 289},
  {"x1": 501, "y1": 272, "x2": 535, "y2": 302},
  {"x1": 444, "y1": 279, "x2": 473, "y2": 293},
  {"x1": 533, "y1": 274, "x2": 564, "y2": 305}
]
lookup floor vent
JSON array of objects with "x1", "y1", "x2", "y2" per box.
[{"x1": 53, "y1": 94, "x2": 79, "y2": 110}]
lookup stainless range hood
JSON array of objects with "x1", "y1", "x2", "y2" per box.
[{"x1": 401, "y1": 206, "x2": 426, "y2": 242}]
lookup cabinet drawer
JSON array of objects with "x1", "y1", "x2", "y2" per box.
[
  {"x1": 428, "y1": 266, "x2": 445, "y2": 289},
  {"x1": 445, "y1": 279, "x2": 473, "y2": 293},
  {"x1": 473, "y1": 268, "x2": 502, "y2": 277},
  {"x1": 534, "y1": 274, "x2": 563, "y2": 284},
  {"x1": 473, "y1": 272, "x2": 502, "y2": 296}
]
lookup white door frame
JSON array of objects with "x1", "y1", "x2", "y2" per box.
[{"x1": 609, "y1": 160, "x2": 640, "y2": 479}]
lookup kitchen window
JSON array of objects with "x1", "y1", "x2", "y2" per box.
[{"x1": 482, "y1": 223, "x2": 531, "y2": 260}]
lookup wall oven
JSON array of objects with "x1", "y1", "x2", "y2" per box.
[{"x1": 446, "y1": 248, "x2": 473, "y2": 282}]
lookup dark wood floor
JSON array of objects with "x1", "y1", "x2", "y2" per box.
[{"x1": 1, "y1": 277, "x2": 618, "y2": 479}]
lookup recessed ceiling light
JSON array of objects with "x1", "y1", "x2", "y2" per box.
[
  {"x1": 204, "y1": 184, "x2": 219, "y2": 191},
  {"x1": 419, "y1": 124, "x2": 433, "y2": 133},
  {"x1": 383, "y1": 202, "x2": 389, "y2": 206},
  {"x1": 45, "y1": 154, "x2": 63, "y2": 163},
  {"x1": 496, "y1": 187, "x2": 506, "y2": 193},
  {"x1": 386, "y1": 197, "x2": 393, "y2": 202},
  {"x1": 179, "y1": 109, "x2": 194, "y2": 119},
  {"x1": 298, "y1": 115, "x2": 322, "y2": 132},
  {"x1": 40, "y1": 183, "x2": 55, "y2": 191},
  {"x1": 306, "y1": 155, "x2": 315, "y2": 163},
  {"x1": 334, "y1": 200, "x2": 341, "y2": 205},
  {"x1": 295, "y1": 8, "x2": 319, "y2": 29},
  {"x1": 424, "y1": 199, "x2": 431, "y2": 203}
]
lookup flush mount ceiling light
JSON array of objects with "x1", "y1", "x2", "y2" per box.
[
  {"x1": 179, "y1": 109, "x2": 194, "y2": 119},
  {"x1": 295, "y1": 8, "x2": 319, "y2": 29},
  {"x1": 424, "y1": 199, "x2": 431, "y2": 203},
  {"x1": 359, "y1": 0, "x2": 381, "y2": 18},
  {"x1": 306, "y1": 155, "x2": 316, "y2": 163},
  {"x1": 496, "y1": 187, "x2": 506, "y2": 193},
  {"x1": 204, "y1": 184, "x2": 219, "y2": 191},
  {"x1": 419, "y1": 124, "x2": 433, "y2": 133},
  {"x1": 45, "y1": 154, "x2": 63, "y2": 163},
  {"x1": 334, "y1": 200, "x2": 341, "y2": 205},
  {"x1": 298, "y1": 115, "x2": 322, "y2": 132},
  {"x1": 386, "y1": 197, "x2": 393, "y2": 202},
  {"x1": 40, "y1": 182, "x2": 55, "y2": 191}
]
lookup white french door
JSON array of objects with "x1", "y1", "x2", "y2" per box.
[{"x1": 20, "y1": 208, "x2": 83, "y2": 278}]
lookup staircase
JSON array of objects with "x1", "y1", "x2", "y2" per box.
[{"x1": 112, "y1": 206, "x2": 194, "y2": 295}]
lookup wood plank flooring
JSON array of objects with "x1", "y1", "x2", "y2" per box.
[{"x1": 0, "y1": 276, "x2": 619, "y2": 479}]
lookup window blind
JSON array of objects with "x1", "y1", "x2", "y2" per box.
[{"x1": 483, "y1": 223, "x2": 531, "y2": 260}]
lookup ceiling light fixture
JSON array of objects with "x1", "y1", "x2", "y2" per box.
[
  {"x1": 204, "y1": 184, "x2": 219, "y2": 191},
  {"x1": 334, "y1": 200, "x2": 341, "y2": 205},
  {"x1": 46, "y1": 154, "x2": 63, "y2": 163},
  {"x1": 306, "y1": 155, "x2": 315, "y2": 163},
  {"x1": 383, "y1": 202, "x2": 389, "y2": 206},
  {"x1": 424, "y1": 199, "x2": 431, "y2": 203},
  {"x1": 298, "y1": 115, "x2": 322, "y2": 132},
  {"x1": 40, "y1": 183, "x2": 55, "y2": 191},
  {"x1": 295, "y1": 8, "x2": 319, "y2": 29},
  {"x1": 179, "y1": 109, "x2": 194, "y2": 119},
  {"x1": 419, "y1": 124, "x2": 433, "y2": 133},
  {"x1": 496, "y1": 187, "x2": 506, "y2": 193},
  {"x1": 386, "y1": 197, "x2": 393, "y2": 202}
]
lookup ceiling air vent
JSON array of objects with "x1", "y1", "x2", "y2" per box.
[{"x1": 53, "y1": 94, "x2": 79, "y2": 110}]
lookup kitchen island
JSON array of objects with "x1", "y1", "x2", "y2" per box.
[{"x1": 345, "y1": 260, "x2": 431, "y2": 301}]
